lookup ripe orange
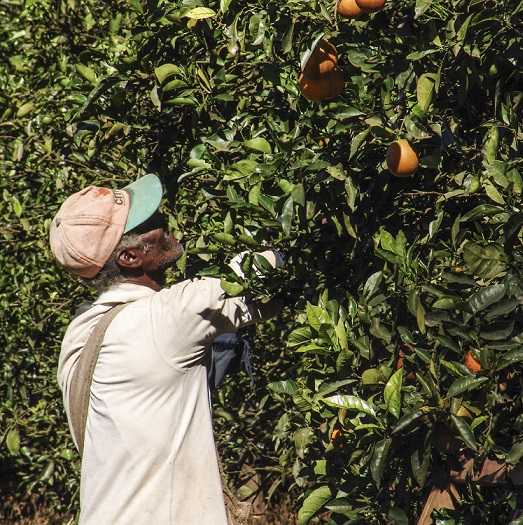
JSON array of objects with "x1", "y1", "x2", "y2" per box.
[
  {"x1": 464, "y1": 351, "x2": 481, "y2": 374},
  {"x1": 386, "y1": 139, "x2": 419, "y2": 177},
  {"x1": 331, "y1": 428, "x2": 342, "y2": 441},
  {"x1": 298, "y1": 70, "x2": 344, "y2": 102},
  {"x1": 302, "y1": 39, "x2": 338, "y2": 79},
  {"x1": 355, "y1": 0, "x2": 385, "y2": 12},
  {"x1": 337, "y1": 0, "x2": 365, "y2": 18}
]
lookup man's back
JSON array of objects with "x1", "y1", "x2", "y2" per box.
[{"x1": 58, "y1": 278, "x2": 254, "y2": 525}]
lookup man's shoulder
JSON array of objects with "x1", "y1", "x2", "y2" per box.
[
  {"x1": 161, "y1": 276, "x2": 222, "y2": 296},
  {"x1": 156, "y1": 276, "x2": 231, "y2": 313}
]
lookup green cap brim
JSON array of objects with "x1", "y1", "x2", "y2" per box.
[{"x1": 122, "y1": 174, "x2": 163, "y2": 233}]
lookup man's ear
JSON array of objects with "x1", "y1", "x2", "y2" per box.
[{"x1": 116, "y1": 247, "x2": 144, "y2": 270}]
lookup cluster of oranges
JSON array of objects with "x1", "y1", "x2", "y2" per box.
[{"x1": 297, "y1": 1, "x2": 419, "y2": 177}]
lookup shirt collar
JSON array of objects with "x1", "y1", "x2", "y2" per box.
[{"x1": 93, "y1": 282, "x2": 157, "y2": 306}]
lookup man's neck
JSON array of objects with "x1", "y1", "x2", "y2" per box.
[{"x1": 121, "y1": 273, "x2": 164, "y2": 291}]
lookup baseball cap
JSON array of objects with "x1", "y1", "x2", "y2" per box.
[{"x1": 49, "y1": 174, "x2": 163, "y2": 279}]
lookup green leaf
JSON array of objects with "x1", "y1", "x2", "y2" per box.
[
  {"x1": 6, "y1": 429, "x2": 20, "y2": 455},
  {"x1": 16, "y1": 102, "x2": 34, "y2": 118},
  {"x1": 480, "y1": 320, "x2": 514, "y2": 341},
  {"x1": 484, "y1": 180, "x2": 506, "y2": 204},
  {"x1": 294, "y1": 428, "x2": 314, "y2": 458},
  {"x1": 278, "y1": 196, "x2": 294, "y2": 236},
  {"x1": 416, "y1": 296, "x2": 426, "y2": 334},
  {"x1": 335, "y1": 317, "x2": 348, "y2": 350},
  {"x1": 349, "y1": 129, "x2": 369, "y2": 159},
  {"x1": 323, "y1": 395, "x2": 376, "y2": 418},
  {"x1": 363, "y1": 271, "x2": 382, "y2": 299},
  {"x1": 468, "y1": 284, "x2": 506, "y2": 314},
  {"x1": 213, "y1": 232, "x2": 236, "y2": 245},
  {"x1": 362, "y1": 368, "x2": 381, "y2": 385},
  {"x1": 392, "y1": 408, "x2": 428, "y2": 435},
  {"x1": 371, "y1": 438, "x2": 392, "y2": 487},
  {"x1": 507, "y1": 442, "x2": 523, "y2": 465},
  {"x1": 484, "y1": 299, "x2": 518, "y2": 321},
  {"x1": 451, "y1": 414, "x2": 477, "y2": 450},
  {"x1": 447, "y1": 376, "x2": 488, "y2": 398},
  {"x1": 154, "y1": 64, "x2": 180, "y2": 84},
  {"x1": 297, "y1": 486, "x2": 333, "y2": 525},
  {"x1": 75, "y1": 64, "x2": 98, "y2": 85},
  {"x1": 432, "y1": 297, "x2": 458, "y2": 310},
  {"x1": 244, "y1": 137, "x2": 271, "y2": 154},
  {"x1": 288, "y1": 327, "x2": 313, "y2": 347},
  {"x1": 220, "y1": 0, "x2": 232, "y2": 13},
  {"x1": 164, "y1": 97, "x2": 197, "y2": 106},
  {"x1": 150, "y1": 86, "x2": 161, "y2": 110},
  {"x1": 224, "y1": 159, "x2": 258, "y2": 180},
  {"x1": 414, "y1": 0, "x2": 432, "y2": 18},
  {"x1": 268, "y1": 380, "x2": 298, "y2": 396},
  {"x1": 483, "y1": 126, "x2": 499, "y2": 164},
  {"x1": 220, "y1": 279, "x2": 245, "y2": 296},
  {"x1": 384, "y1": 368, "x2": 403, "y2": 419},
  {"x1": 306, "y1": 303, "x2": 330, "y2": 331},
  {"x1": 499, "y1": 348, "x2": 523, "y2": 369},
  {"x1": 282, "y1": 21, "x2": 294, "y2": 54},
  {"x1": 11, "y1": 195, "x2": 23, "y2": 217},
  {"x1": 183, "y1": 7, "x2": 216, "y2": 19},
  {"x1": 223, "y1": 212, "x2": 233, "y2": 234},
  {"x1": 437, "y1": 335, "x2": 460, "y2": 353},
  {"x1": 416, "y1": 74, "x2": 435, "y2": 112},
  {"x1": 317, "y1": 379, "x2": 356, "y2": 397},
  {"x1": 325, "y1": 498, "x2": 356, "y2": 518},
  {"x1": 291, "y1": 184, "x2": 305, "y2": 207},
  {"x1": 457, "y1": 13, "x2": 474, "y2": 43}
]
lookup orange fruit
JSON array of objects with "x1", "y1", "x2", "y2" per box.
[
  {"x1": 302, "y1": 39, "x2": 337, "y2": 79},
  {"x1": 337, "y1": 0, "x2": 365, "y2": 18},
  {"x1": 464, "y1": 351, "x2": 481, "y2": 374},
  {"x1": 395, "y1": 350, "x2": 405, "y2": 370},
  {"x1": 386, "y1": 139, "x2": 419, "y2": 177},
  {"x1": 331, "y1": 428, "x2": 342, "y2": 441},
  {"x1": 298, "y1": 70, "x2": 344, "y2": 102},
  {"x1": 355, "y1": 0, "x2": 385, "y2": 12}
]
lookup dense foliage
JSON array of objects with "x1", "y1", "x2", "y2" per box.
[{"x1": 1, "y1": 0, "x2": 522, "y2": 523}]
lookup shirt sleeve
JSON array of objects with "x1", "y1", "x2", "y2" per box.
[{"x1": 155, "y1": 277, "x2": 278, "y2": 367}]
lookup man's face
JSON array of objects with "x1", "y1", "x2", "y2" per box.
[
  {"x1": 140, "y1": 227, "x2": 183, "y2": 272},
  {"x1": 132, "y1": 212, "x2": 183, "y2": 273}
]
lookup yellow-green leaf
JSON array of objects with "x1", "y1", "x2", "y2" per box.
[
  {"x1": 6, "y1": 429, "x2": 20, "y2": 455},
  {"x1": 16, "y1": 102, "x2": 34, "y2": 118},
  {"x1": 416, "y1": 74, "x2": 435, "y2": 112},
  {"x1": 154, "y1": 63, "x2": 180, "y2": 84},
  {"x1": 183, "y1": 7, "x2": 216, "y2": 19},
  {"x1": 75, "y1": 64, "x2": 98, "y2": 85}
]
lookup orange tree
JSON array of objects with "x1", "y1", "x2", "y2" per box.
[{"x1": 1, "y1": 0, "x2": 522, "y2": 523}]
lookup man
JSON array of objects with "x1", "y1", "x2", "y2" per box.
[{"x1": 50, "y1": 174, "x2": 280, "y2": 524}]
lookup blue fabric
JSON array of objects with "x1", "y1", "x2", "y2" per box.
[{"x1": 208, "y1": 332, "x2": 253, "y2": 390}]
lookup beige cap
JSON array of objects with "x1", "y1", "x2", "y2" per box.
[
  {"x1": 49, "y1": 186, "x2": 130, "y2": 278},
  {"x1": 49, "y1": 174, "x2": 163, "y2": 278}
]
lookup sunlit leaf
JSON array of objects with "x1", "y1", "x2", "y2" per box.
[
  {"x1": 183, "y1": 7, "x2": 216, "y2": 19},
  {"x1": 297, "y1": 486, "x2": 333, "y2": 525}
]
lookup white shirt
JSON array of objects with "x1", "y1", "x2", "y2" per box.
[{"x1": 57, "y1": 278, "x2": 263, "y2": 525}]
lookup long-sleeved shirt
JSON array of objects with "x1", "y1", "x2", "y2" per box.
[{"x1": 57, "y1": 277, "x2": 269, "y2": 525}]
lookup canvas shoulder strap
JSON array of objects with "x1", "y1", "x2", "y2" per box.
[{"x1": 68, "y1": 302, "x2": 129, "y2": 456}]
